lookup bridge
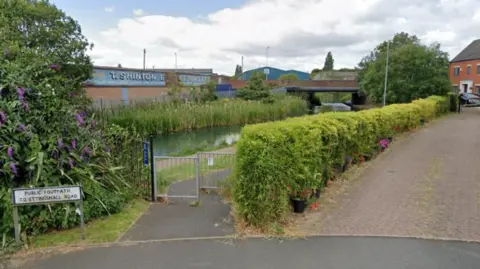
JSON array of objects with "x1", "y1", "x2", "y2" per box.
[{"x1": 276, "y1": 86, "x2": 367, "y2": 110}]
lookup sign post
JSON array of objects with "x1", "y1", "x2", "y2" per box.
[
  {"x1": 143, "y1": 141, "x2": 149, "y2": 166},
  {"x1": 12, "y1": 186, "x2": 83, "y2": 244}
]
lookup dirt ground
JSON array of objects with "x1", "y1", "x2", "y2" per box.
[{"x1": 294, "y1": 108, "x2": 480, "y2": 242}]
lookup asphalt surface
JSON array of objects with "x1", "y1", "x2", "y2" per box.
[
  {"x1": 300, "y1": 107, "x2": 480, "y2": 241},
  {"x1": 119, "y1": 169, "x2": 234, "y2": 241},
  {"x1": 19, "y1": 236, "x2": 480, "y2": 269}
]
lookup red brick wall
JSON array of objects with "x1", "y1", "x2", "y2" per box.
[
  {"x1": 449, "y1": 60, "x2": 480, "y2": 92},
  {"x1": 85, "y1": 87, "x2": 121, "y2": 99},
  {"x1": 127, "y1": 87, "x2": 169, "y2": 99}
]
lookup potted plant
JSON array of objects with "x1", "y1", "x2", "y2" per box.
[
  {"x1": 291, "y1": 188, "x2": 311, "y2": 213},
  {"x1": 379, "y1": 139, "x2": 389, "y2": 151}
]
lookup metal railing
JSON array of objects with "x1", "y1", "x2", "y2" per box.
[
  {"x1": 154, "y1": 156, "x2": 200, "y2": 200},
  {"x1": 152, "y1": 152, "x2": 235, "y2": 201},
  {"x1": 198, "y1": 152, "x2": 235, "y2": 190}
]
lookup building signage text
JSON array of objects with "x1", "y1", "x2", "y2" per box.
[
  {"x1": 13, "y1": 186, "x2": 82, "y2": 205},
  {"x1": 179, "y1": 74, "x2": 210, "y2": 86},
  {"x1": 86, "y1": 68, "x2": 166, "y2": 87},
  {"x1": 109, "y1": 71, "x2": 164, "y2": 81}
]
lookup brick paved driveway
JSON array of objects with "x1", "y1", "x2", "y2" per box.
[{"x1": 299, "y1": 108, "x2": 480, "y2": 241}]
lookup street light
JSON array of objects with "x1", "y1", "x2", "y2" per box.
[
  {"x1": 266, "y1": 46, "x2": 269, "y2": 67},
  {"x1": 265, "y1": 46, "x2": 270, "y2": 80},
  {"x1": 174, "y1": 52, "x2": 177, "y2": 72},
  {"x1": 383, "y1": 41, "x2": 390, "y2": 107}
]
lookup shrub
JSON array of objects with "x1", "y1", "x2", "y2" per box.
[
  {"x1": 447, "y1": 92, "x2": 458, "y2": 112},
  {"x1": 0, "y1": 0, "x2": 146, "y2": 243},
  {"x1": 233, "y1": 95, "x2": 450, "y2": 227}
]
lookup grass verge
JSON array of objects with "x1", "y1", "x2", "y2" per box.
[{"x1": 29, "y1": 199, "x2": 150, "y2": 248}]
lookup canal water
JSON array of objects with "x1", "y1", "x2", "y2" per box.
[
  {"x1": 153, "y1": 107, "x2": 332, "y2": 156},
  {"x1": 153, "y1": 124, "x2": 243, "y2": 156}
]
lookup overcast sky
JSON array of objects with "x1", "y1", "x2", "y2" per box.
[{"x1": 52, "y1": 0, "x2": 480, "y2": 75}]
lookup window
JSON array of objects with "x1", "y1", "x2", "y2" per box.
[
  {"x1": 467, "y1": 66, "x2": 471, "y2": 75},
  {"x1": 476, "y1": 86, "x2": 480, "y2": 94},
  {"x1": 452, "y1": 86, "x2": 459, "y2": 93},
  {"x1": 477, "y1": 65, "x2": 480, "y2": 74},
  {"x1": 454, "y1": 67, "x2": 460, "y2": 76}
]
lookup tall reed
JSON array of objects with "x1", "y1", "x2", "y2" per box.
[{"x1": 100, "y1": 96, "x2": 307, "y2": 135}]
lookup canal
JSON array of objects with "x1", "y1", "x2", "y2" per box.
[{"x1": 153, "y1": 124, "x2": 243, "y2": 156}]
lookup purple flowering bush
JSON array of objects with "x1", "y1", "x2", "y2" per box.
[{"x1": 0, "y1": 0, "x2": 147, "y2": 243}]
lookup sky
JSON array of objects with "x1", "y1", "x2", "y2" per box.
[{"x1": 51, "y1": 0, "x2": 480, "y2": 76}]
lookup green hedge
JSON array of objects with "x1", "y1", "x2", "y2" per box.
[{"x1": 233, "y1": 96, "x2": 450, "y2": 227}]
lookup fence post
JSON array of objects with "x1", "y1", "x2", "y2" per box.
[
  {"x1": 149, "y1": 136, "x2": 156, "y2": 202},
  {"x1": 195, "y1": 154, "x2": 200, "y2": 201}
]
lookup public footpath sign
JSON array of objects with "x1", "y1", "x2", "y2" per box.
[{"x1": 12, "y1": 186, "x2": 84, "y2": 244}]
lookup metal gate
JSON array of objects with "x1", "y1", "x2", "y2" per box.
[
  {"x1": 197, "y1": 152, "x2": 235, "y2": 190},
  {"x1": 154, "y1": 156, "x2": 200, "y2": 201},
  {"x1": 153, "y1": 152, "x2": 235, "y2": 201}
]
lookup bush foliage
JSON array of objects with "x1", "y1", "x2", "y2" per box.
[
  {"x1": 232, "y1": 95, "x2": 451, "y2": 227},
  {"x1": 0, "y1": 0, "x2": 147, "y2": 244}
]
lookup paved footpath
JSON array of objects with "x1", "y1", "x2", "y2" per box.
[
  {"x1": 16, "y1": 237, "x2": 480, "y2": 269},
  {"x1": 300, "y1": 108, "x2": 480, "y2": 241}
]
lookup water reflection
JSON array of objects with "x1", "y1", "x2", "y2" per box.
[{"x1": 153, "y1": 124, "x2": 243, "y2": 156}]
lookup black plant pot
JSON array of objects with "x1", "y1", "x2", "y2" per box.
[
  {"x1": 420, "y1": 118, "x2": 425, "y2": 125},
  {"x1": 363, "y1": 155, "x2": 372, "y2": 161},
  {"x1": 311, "y1": 188, "x2": 321, "y2": 199},
  {"x1": 291, "y1": 199, "x2": 307, "y2": 213},
  {"x1": 341, "y1": 163, "x2": 348, "y2": 172}
]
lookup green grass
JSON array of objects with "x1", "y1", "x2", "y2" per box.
[
  {"x1": 99, "y1": 96, "x2": 307, "y2": 136},
  {"x1": 29, "y1": 199, "x2": 150, "y2": 248},
  {"x1": 156, "y1": 155, "x2": 235, "y2": 193}
]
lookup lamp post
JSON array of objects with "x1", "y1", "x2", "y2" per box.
[
  {"x1": 174, "y1": 52, "x2": 177, "y2": 73},
  {"x1": 265, "y1": 46, "x2": 270, "y2": 80},
  {"x1": 383, "y1": 42, "x2": 390, "y2": 107},
  {"x1": 143, "y1": 48, "x2": 146, "y2": 70}
]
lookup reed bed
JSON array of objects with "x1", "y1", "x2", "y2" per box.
[{"x1": 100, "y1": 96, "x2": 307, "y2": 135}]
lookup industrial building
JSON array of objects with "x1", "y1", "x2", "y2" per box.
[{"x1": 237, "y1": 66, "x2": 310, "y2": 81}]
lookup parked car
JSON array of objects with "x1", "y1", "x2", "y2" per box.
[{"x1": 459, "y1": 93, "x2": 480, "y2": 106}]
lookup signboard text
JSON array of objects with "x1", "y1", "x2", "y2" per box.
[{"x1": 13, "y1": 186, "x2": 82, "y2": 205}]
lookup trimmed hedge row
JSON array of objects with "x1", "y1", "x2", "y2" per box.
[{"x1": 233, "y1": 96, "x2": 451, "y2": 227}]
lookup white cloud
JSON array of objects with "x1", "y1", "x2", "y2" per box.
[
  {"x1": 133, "y1": 9, "x2": 144, "y2": 16},
  {"x1": 104, "y1": 6, "x2": 114, "y2": 13},
  {"x1": 87, "y1": 0, "x2": 480, "y2": 75}
]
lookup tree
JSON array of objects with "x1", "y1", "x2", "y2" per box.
[
  {"x1": 337, "y1": 68, "x2": 356, "y2": 72},
  {"x1": 0, "y1": 0, "x2": 93, "y2": 102},
  {"x1": 278, "y1": 73, "x2": 299, "y2": 81},
  {"x1": 198, "y1": 80, "x2": 218, "y2": 102},
  {"x1": 236, "y1": 71, "x2": 272, "y2": 102},
  {"x1": 310, "y1": 68, "x2": 321, "y2": 79},
  {"x1": 234, "y1": 64, "x2": 243, "y2": 77},
  {"x1": 322, "y1": 52, "x2": 334, "y2": 71},
  {"x1": 358, "y1": 32, "x2": 450, "y2": 104}
]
